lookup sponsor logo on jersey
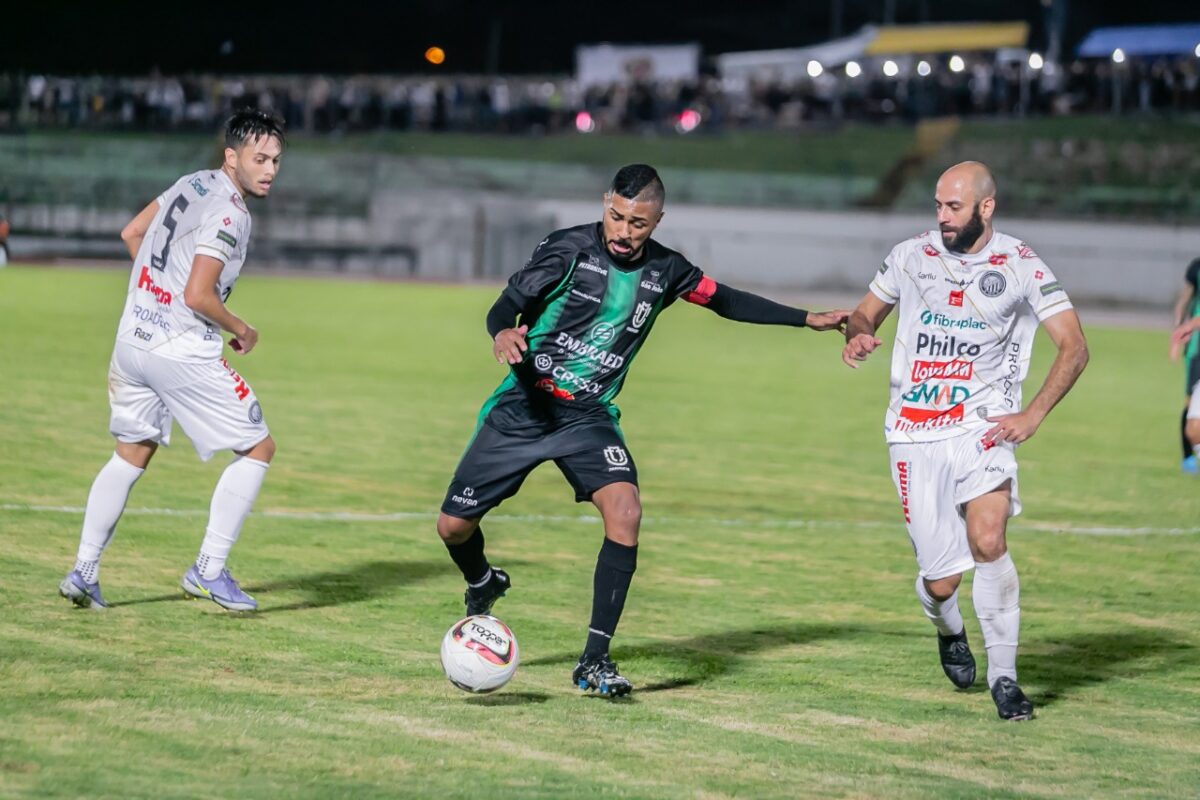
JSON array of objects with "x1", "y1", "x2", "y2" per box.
[
  {"x1": 534, "y1": 377, "x2": 576, "y2": 401},
  {"x1": 630, "y1": 301, "x2": 652, "y2": 330},
  {"x1": 915, "y1": 332, "x2": 982, "y2": 358},
  {"x1": 1039, "y1": 280, "x2": 1064, "y2": 296},
  {"x1": 895, "y1": 403, "x2": 965, "y2": 432},
  {"x1": 915, "y1": 271, "x2": 937, "y2": 282},
  {"x1": 988, "y1": 253, "x2": 1008, "y2": 266},
  {"x1": 922, "y1": 244, "x2": 939, "y2": 258},
  {"x1": 896, "y1": 461, "x2": 911, "y2": 522},
  {"x1": 1034, "y1": 270, "x2": 1044, "y2": 279},
  {"x1": 979, "y1": 270, "x2": 1007, "y2": 298},
  {"x1": 603, "y1": 446, "x2": 631, "y2": 471},
  {"x1": 534, "y1": 353, "x2": 554, "y2": 372},
  {"x1": 879, "y1": 261, "x2": 890, "y2": 274},
  {"x1": 555, "y1": 332, "x2": 624, "y2": 368},
  {"x1": 189, "y1": 177, "x2": 209, "y2": 196},
  {"x1": 230, "y1": 193, "x2": 246, "y2": 212},
  {"x1": 130, "y1": 305, "x2": 171, "y2": 333},
  {"x1": 133, "y1": 327, "x2": 153, "y2": 341},
  {"x1": 578, "y1": 259, "x2": 608, "y2": 276},
  {"x1": 911, "y1": 359, "x2": 973, "y2": 382},
  {"x1": 1016, "y1": 243, "x2": 1038, "y2": 259},
  {"x1": 216, "y1": 230, "x2": 237, "y2": 247},
  {"x1": 902, "y1": 383, "x2": 971, "y2": 406},
  {"x1": 650, "y1": 270, "x2": 661, "y2": 280},
  {"x1": 920, "y1": 310, "x2": 985, "y2": 330},
  {"x1": 137, "y1": 266, "x2": 173, "y2": 305},
  {"x1": 640, "y1": 280, "x2": 663, "y2": 293},
  {"x1": 949, "y1": 289, "x2": 964, "y2": 306},
  {"x1": 571, "y1": 289, "x2": 602, "y2": 304},
  {"x1": 588, "y1": 322, "x2": 616, "y2": 345}
]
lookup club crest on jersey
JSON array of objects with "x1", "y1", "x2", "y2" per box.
[
  {"x1": 979, "y1": 271, "x2": 1007, "y2": 298},
  {"x1": 630, "y1": 301, "x2": 652, "y2": 330},
  {"x1": 589, "y1": 322, "x2": 616, "y2": 345}
]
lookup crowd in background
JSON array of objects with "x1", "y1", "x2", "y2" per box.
[{"x1": 1, "y1": 54, "x2": 1198, "y2": 136}]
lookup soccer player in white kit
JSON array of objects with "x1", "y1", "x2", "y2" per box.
[
  {"x1": 59, "y1": 110, "x2": 285, "y2": 612},
  {"x1": 842, "y1": 162, "x2": 1089, "y2": 721}
]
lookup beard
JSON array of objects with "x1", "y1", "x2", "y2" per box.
[{"x1": 942, "y1": 205, "x2": 985, "y2": 253}]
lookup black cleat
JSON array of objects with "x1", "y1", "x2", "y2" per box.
[
  {"x1": 937, "y1": 629, "x2": 977, "y2": 689},
  {"x1": 464, "y1": 568, "x2": 510, "y2": 616},
  {"x1": 990, "y1": 676, "x2": 1035, "y2": 721},
  {"x1": 572, "y1": 654, "x2": 633, "y2": 698}
]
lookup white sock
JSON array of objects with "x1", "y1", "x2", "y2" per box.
[
  {"x1": 973, "y1": 551, "x2": 1020, "y2": 687},
  {"x1": 75, "y1": 453, "x2": 145, "y2": 582},
  {"x1": 915, "y1": 574, "x2": 965, "y2": 637},
  {"x1": 197, "y1": 456, "x2": 268, "y2": 579}
]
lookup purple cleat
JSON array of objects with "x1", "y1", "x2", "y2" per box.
[
  {"x1": 59, "y1": 570, "x2": 109, "y2": 610},
  {"x1": 181, "y1": 566, "x2": 258, "y2": 612}
]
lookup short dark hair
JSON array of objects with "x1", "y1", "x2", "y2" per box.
[
  {"x1": 609, "y1": 164, "x2": 665, "y2": 206},
  {"x1": 224, "y1": 109, "x2": 286, "y2": 150}
]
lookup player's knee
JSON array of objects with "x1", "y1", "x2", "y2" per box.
[
  {"x1": 924, "y1": 574, "x2": 961, "y2": 601},
  {"x1": 242, "y1": 435, "x2": 276, "y2": 463},
  {"x1": 437, "y1": 513, "x2": 477, "y2": 544},
  {"x1": 972, "y1": 536, "x2": 1008, "y2": 563}
]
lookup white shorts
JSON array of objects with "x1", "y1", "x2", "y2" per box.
[
  {"x1": 1187, "y1": 379, "x2": 1200, "y2": 420},
  {"x1": 888, "y1": 433, "x2": 1022, "y2": 581},
  {"x1": 108, "y1": 342, "x2": 269, "y2": 462}
]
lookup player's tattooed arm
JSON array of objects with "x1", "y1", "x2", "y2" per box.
[
  {"x1": 120, "y1": 200, "x2": 161, "y2": 260},
  {"x1": 985, "y1": 309, "x2": 1088, "y2": 444},
  {"x1": 183, "y1": 254, "x2": 258, "y2": 355},
  {"x1": 842, "y1": 292, "x2": 894, "y2": 369}
]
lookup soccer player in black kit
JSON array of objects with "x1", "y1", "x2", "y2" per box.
[{"x1": 436, "y1": 165, "x2": 848, "y2": 696}]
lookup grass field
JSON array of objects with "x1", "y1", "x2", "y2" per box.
[{"x1": 1, "y1": 265, "x2": 1198, "y2": 798}]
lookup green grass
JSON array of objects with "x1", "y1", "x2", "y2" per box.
[{"x1": 1, "y1": 265, "x2": 1197, "y2": 798}]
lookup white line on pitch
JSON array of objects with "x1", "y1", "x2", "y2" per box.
[{"x1": 2, "y1": 502, "x2": 1197, "y2": 537}]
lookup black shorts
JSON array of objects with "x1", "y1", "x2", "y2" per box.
[{"x1": 440, "y1": 391, "x2": 637, "y2": 518}]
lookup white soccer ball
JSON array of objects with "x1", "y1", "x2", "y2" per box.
[{"x1": 440, "y1": 615, "x2": 519, "y2": 693}]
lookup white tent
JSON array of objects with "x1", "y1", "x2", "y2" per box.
[{"x1": 716, "y1": 28, "x2": 877, "y2": 82}]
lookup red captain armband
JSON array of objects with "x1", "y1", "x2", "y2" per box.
[{"x1": 683, "y1": 275, "x2": 718, "y2": 306}]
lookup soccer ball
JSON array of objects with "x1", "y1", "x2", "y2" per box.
[{"x1": 440, "y1": 615, "x2": 519, "y2": 693}]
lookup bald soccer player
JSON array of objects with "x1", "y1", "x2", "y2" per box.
[{"x1": 841, "y1": 161, "x2": 1089, "y2": 721}]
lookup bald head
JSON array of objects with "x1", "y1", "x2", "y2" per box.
[
  {"x1": 938, "y1": 161, "x2": 996, "y2": 205},
  {"x1": 935, "y1": 161, "x2": 997, "y2": 254}
]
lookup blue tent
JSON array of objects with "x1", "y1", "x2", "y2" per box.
[{"x1": 1077, "y1": 23, "x2": 1200, "y2": 58}]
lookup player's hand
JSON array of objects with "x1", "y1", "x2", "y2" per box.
[
  {"x1": 984, "y1": 410, "x2": 1043, "y2": 445},
  {"x1": 806, "y1": 309, "x2": 851, "y2": 333},
  {"x1": 230, "y1": 324, "x2": 258, "y2": 355},
  {"x1": 493, "y1": 324, "x2": 529, "y2": 365},
  {"x1": 1169, "y1": 321, "x2": 1196, "y2": 361},
  {"x1": 842, "y1": 333, "x2": 883, "y2": 369}
]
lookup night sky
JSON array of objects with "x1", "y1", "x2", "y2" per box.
[{"x1": 6, "y1": 1, "x2": 1198, "y2": 75}]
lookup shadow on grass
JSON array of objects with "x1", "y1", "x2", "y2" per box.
[
  {"x1": 248, "y1": 559, "x2": 453, "y2": 613},
  {"x1": 465, "y1": 691, "x2": 551, "y2": 706},
  {"x1": 1023, "y1": 629, "x2": 1196, "y2": 707},
  {"x1": 525, "y1": 621, "x2": 857, "y2": 694}
]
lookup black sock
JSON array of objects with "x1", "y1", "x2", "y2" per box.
[
  {"x1": 1183, "y1": 409, "x2": 1193, "y2": 459},
  {"x1": 584, "y1": 538, "x2": 638, "y2": 657},
  {"x1": 445, "y1": 527, "x2": 490, "y2": 585}
]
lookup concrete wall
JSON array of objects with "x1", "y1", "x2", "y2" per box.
[{"x1": 11, "y1": 192, "x2": 1196, "y2": 307}]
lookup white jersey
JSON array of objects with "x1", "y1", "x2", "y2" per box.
[
  {"x1": 115, "y1": 169, "x2": 252, "y2": 363},
  {"x1": 869, "y1": 229, "x2": 1073, "y2": 444}
]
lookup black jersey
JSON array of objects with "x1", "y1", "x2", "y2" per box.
[{"x1": 487, "y1": 223, "x2": 707, "y2": 416}]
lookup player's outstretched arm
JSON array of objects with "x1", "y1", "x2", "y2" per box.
[
  {"x1": 120, "y1": 200, "x2": 161, "y2": 261},
  {"x1": 183, "y1": 254, "x2": 258, "y2": 354},
  {"x1": 985, "y1": 309, "x2": 1089, "y2": 445},
  {"x1": 842, "y1": 292, "x2": 893, "y2": 369},
  {"x1": 692, "y1": 282, "x2": 849, "y2": 332}
]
